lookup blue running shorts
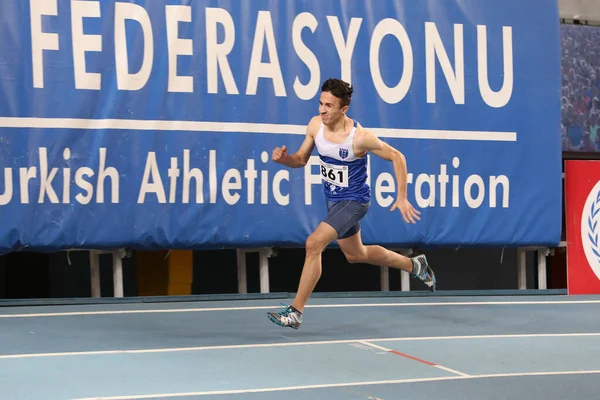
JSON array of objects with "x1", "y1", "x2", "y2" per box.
[{"x1": 323, "y1": 200, "x2": 370, "y2": 239}]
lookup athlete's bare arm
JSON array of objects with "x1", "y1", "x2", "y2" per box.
[
  {"x1": 272, "y1": 116, "x2": 320, "y2": 168},
  {"x1": 354, "y1": 126, "x2": 421, "y2": 224}
]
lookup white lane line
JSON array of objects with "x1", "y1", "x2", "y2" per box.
[
  {"x1": 1, "y1": 300, "x2": 599, "y2": 318},
  {"x1": 1, "y1": 332, "x2": 599, "y2": 360},
  {"x1": 358, "y1": 341, "x2": 471, "y2": 377},
  {"x1": 69, "y1": 370, "x2": 600, "y2": 399},
  {"x1": 431, "y1": 365, "x2": 472, "y2": 377}
]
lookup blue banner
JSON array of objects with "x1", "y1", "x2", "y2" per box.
[{"x1": 0, "y1": 0, "x2": 562, "y2": 254}]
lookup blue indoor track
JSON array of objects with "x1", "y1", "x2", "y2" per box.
[{"x1": 1, "y1": 294, "x2": 599, "y2": 399}]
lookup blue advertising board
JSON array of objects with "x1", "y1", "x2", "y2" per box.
[{"x1": 0, "y1": 0, "x2": 562, "y2": 253}]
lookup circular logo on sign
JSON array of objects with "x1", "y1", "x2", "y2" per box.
[{"x1": 581, "y1": 180, "x2": 600, "y2": 281}]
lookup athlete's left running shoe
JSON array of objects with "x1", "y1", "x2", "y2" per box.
[{"x1": 411, "y1": 254, "x2": 437, "y2": 291}]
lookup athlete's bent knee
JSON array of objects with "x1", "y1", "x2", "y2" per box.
[{"x1": 344, "y1": 250, "x2": 367, "y2": 264}]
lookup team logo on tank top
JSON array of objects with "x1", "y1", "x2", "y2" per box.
[{"x1": 339, "y1": 148, "x2": 349, "y2": 159}]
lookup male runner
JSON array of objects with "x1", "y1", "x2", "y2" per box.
[{"x1": 266, "y1": 78, "x2": 436, "y2": 329}]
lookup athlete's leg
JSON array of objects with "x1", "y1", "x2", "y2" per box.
[
  {"x1": 290, "y1": 222, "x2": 338, "y2": 312},
  {"x1": 337, "y1": 229, "x2": 437, "y2": 291},
  {"x1": 337, "y1": 229, "x2": 412, "y2": 272},
  {"x1": 266, "y1": 221, "x2": 338, "y2": 329},
  {"x1": 266, "y1": 200, "x2": 365, "y2": 329},
  {"x1": 290, "y1": 201, "x2": 364, "y2": 310}
]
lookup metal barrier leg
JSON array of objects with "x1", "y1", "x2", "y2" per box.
[
  {"x1": 518, "y1": 248, "x2": 527, "y2": 289},
  {"x1": 112, "y1": 251, "x2": 124, "y2": 298},
  {"x1": 236, "y1": 248, "x2": 273, "y2": 294},
  {"x1": 401, "y1": 270, "x2": 410, "y2": 291},
  {"x1": 380, "y1": 266, "x2": 389, "y2": 291},
  {"x1": 89, "y1": 251, "x2": 101, "y2": 298},
  {"x1": 259, "y1": 248, "x2": 272, "y2": 293},
  {"x1": 517, "y1": 247, "x2": 550, "y2": 290},
  {"x1": 537, "y1": 249, "x2": 548, "y2": 290},
  {"x1": 236, "y1": 249, "x2": 247, "y2": 294}
]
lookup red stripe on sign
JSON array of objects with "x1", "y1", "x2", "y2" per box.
[{"x1": 389, "y1": 350, "x2": 436, "y2": 366}]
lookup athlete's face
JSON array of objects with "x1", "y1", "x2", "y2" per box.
[{"x1": 318, "y1": 91, "x2": 348, "y2": 126}]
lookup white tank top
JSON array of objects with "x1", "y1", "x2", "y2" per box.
[{"x1": 314, "y1": 119, "x2": 370, "y2": 203}]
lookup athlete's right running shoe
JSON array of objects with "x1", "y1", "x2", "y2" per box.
[
  {"x1": 411, "y1": 254, "x2": 437, "y2": 291},
  {"x1": 266, "y1": 304, "x2": 303, "y2": 329}
]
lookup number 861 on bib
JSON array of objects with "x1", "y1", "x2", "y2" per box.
[{"x1": 320, "y1": 161, "x2": 349, "y2": 188}]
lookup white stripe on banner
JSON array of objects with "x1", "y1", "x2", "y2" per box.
[{"x1": 0, "y1": 117, "x2": 517, "y2": 142}]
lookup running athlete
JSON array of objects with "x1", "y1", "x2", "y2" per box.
[{"x1": 266, "y1": 78, "x2": 436, "y2": 329}]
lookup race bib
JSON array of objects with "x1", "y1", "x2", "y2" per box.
[{"x1": 320, "y1": 160, "x2": 349, "y2": 188}]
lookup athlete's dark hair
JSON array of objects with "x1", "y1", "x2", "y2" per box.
[{"x1": 321, "y1": 78, "x2": 353, "y2": 107}]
